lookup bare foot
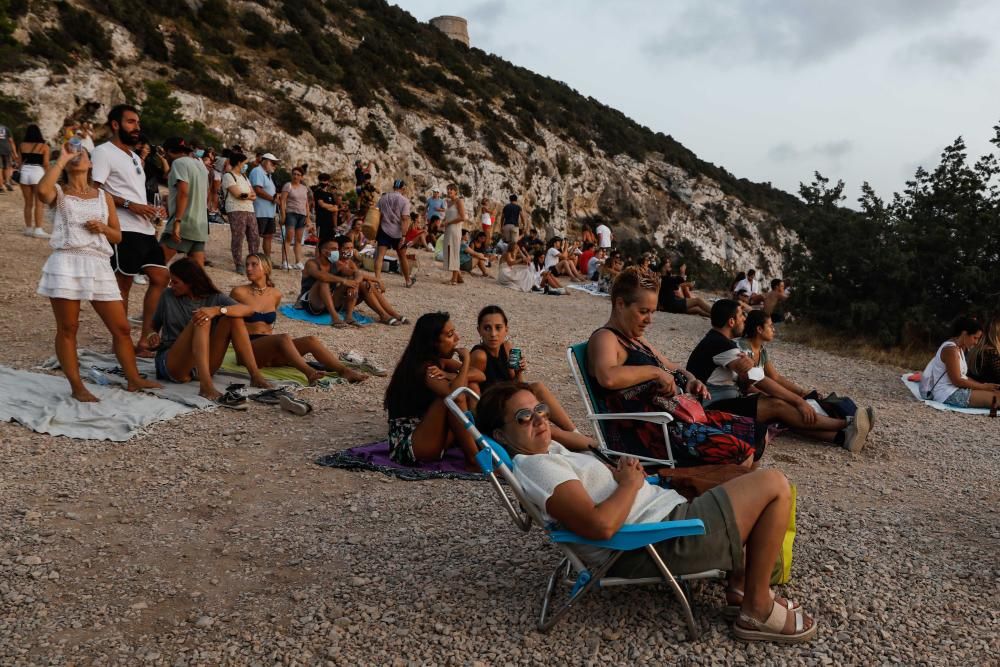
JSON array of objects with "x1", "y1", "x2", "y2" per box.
[
  {"x1": 199, "y1": 386, "x2": 222, "y2": 401},
  {"x1": 127, "y1": 377, "x2": 163, "y2": 392},
  {"x1": 306, "y1": 370, "x2": 327, "y2": 385},
  {"x1": 134, "y1": 345, "x2": 156, "y2": 359},
  {"x1": 344, "y1": 369, "x2": 369, "y2": 383},
  {"x1": 250, "y1": 374, "x2": 273, "y2": 389},
  {"x1": 71, "y1": 387, "x2": 100, "y2": 403}
]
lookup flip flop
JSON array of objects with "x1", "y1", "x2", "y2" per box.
[
  {"x1": 344, "y1": 319, "x2": 366, "y2": 328},
  {"x1": 331, "y1": 320, "x2": 349, "y2": 329},
  {"x1": 398, "y1": 317, "x2": 410, "y2": 325},
  {"x1": 279, "y1": 394, "x2": 313, "y2": 416},
  {"x1": 385, "y1": 318, "x2": 402, "y2": 326}
]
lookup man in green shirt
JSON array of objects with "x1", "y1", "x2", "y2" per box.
[{"x1": 161, "y1": 136, "x2": 209, "y2": 266}]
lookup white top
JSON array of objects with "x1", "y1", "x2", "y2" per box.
[
  {"x1": 513, "y1": 442, "x2": 685, "y2": 565},
  {"x1": 587, "y1": 256, "x2": 601, "y2": 276},
  {"x1": 49, "y1": 185, "x2": 113, "y2": 257},
  {"x1": 90, "y1": 142, "x2": 152, "y2": 235},
  {"x1": 596, "y1": 224, "x2": 612, "y2": 248},
  {"x1": 733, "y1": 277, "x2": 758, "y2": 296},
  {"x1": 221, "y1": 171, "x2": 255, "y2": 213},
  {"x1": 920, "y1": 341, "x2": 966, "y2": 402},
  {"x1": 543, "y1": 246, "x2": 561, "y2": 271}
]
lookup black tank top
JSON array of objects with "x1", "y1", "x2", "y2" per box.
[
  {"x1": 472, "y1": 343, "x2": 511, "y2": 391},
  {"x1": 22, "y1": 152, "x2": 44, "y2": 166}
]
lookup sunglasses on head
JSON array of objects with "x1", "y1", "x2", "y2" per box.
[{"x1": 510, "y1": 402, "x2": 550, "y2": 426}]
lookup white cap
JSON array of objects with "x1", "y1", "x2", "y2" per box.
[{"x1": 261, "y1": 153, "x2": 281, "y2": 162}]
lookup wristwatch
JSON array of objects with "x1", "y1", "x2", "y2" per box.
[
  {"x1": 123, "y1": 200, "x2": 131, "y2": 209},
  {"x1": 220, "y1": 307, "x2": 229, "y2": 316}
]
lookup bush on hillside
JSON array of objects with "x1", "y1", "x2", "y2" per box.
[{"x1": 139, "y1": 80, "x2": 220, "y2": 146}]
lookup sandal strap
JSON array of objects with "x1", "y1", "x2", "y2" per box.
[{"x1": 738, "y1": 601, "x2": 787, "y2": 633}]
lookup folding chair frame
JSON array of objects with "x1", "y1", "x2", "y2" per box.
[
  {"x1": 445, "y1": 387, "x2": 725, "y2": 640},
  {"x1": 566, "y1": 343, "x2": 677, "y2": 468}
]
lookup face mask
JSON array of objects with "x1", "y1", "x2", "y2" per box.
[
  {"x1": 241, "y1": 164, "x2": 248, "y2": 174},
  {"x1": 194, "y1": 149, "x2": 205, "y2": 158},
  {"x1": 341, "y1": 250, "x2": 354, "y2": 258},
  {"x1": 327, "y1": 251, "x2": 340, "y2": 263}
]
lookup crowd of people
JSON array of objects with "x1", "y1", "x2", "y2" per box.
[{"x1": 24, "y1": 101, "x2": 991, "y2": 647}]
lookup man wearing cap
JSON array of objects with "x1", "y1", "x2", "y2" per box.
[
  {"x1": 250, "y1": 153, "x2": 280, "y2": 260},
  {"x1": 160, "y1": 137, "x2": 210, "y2": 266},
  {"x1": 500, "y1": 194, "x2": 527, "y2": 245},
  {"x1": 374, "y1": 179, "x2": 413, "y2": 286},
  {"x1": 425, "y1": 188, "x2": 446, "y2": 224},
  {"x1": 92, "y1": 104, "x2": 168, "y2": 357}
]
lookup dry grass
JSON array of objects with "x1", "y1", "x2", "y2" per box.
[{"x1": 779, "y1": 320, "x2": 933, "y2": 371}]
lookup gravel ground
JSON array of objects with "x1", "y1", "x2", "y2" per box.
[{"x1": 1, "y1": 194, "x2": 998, "y2": 666}]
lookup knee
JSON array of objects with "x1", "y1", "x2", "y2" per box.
[
  {"x1": 303, "y1": 335, "x2": 321, "y2": 347},
  {"x1": 56, "y1": 319, "x2": 80, "y2": 337},
  {"x1": 759, "y1": 468, "x2": 791, "y2": 499},
  {"x1": 278, "y1": 333, "x2": 295, "y2": 347},
  {"x1": 110, "y1": 322, "x2": 132, "y2": 339}
]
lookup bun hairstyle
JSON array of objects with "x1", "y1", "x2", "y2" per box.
[{"x1": 610, "y1": 266, "x2": 659, "y2": 306}]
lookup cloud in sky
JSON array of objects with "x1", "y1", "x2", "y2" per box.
[
  {"x1": 642, "y1": 0, "x2": 978, "y2": 66},
  {"x1": 896, "y1": 33, "x2": 991, "y2": 69},
  {"x1": 466, "y1": 0, "x2": 507, "y2": 23},
  {"x1": 768, "y1": 140, "x2": 854, "y2": 163}
]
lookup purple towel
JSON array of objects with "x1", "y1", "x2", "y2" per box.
[{"x1": 316, "y1": 441, "x2": 483, "y2": 481}]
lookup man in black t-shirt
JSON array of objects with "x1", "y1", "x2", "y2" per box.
[
  {"x1": 500, "y1": 194, "x2": 526, "y2": 244},
  {"x1": 687, "y1": 299, "x2": 872, "y2": 453},
  {"x1": 313, "y1": 173, "x2": 338, "y2": 245}
]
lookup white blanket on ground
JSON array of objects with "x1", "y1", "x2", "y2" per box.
[
  {"x1": 900, "y1": 373, "x2": 991, "y2": 415},
  {"x1": 567, "y1": 282, "x2": 609, "y2": 298},
  {"x1": 0, "y1": 365, "x2": 194, "y2": 442}
]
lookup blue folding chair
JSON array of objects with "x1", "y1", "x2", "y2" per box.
[
  {"x1": 566, "y1": 341, "x2": 677, "y2": 468},
  {"x1": 444, "y1": 387, "x2": 724, "y2": 639}
]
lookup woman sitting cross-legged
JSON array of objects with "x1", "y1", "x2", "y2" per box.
[
  {"x1": 230, "y1": 253, "x2": 367, "y2": 384},
  {"x1": 147, "y1": 258, "x2": 271, "y2": 401},
  {"x1": 476, "y1": 382, "x2": 816, "y2": 643},
  {"x1": 470, "y1": 305, "x2": 592, "y2": 448},
  {"x1": 383, "y1": 312, "x2": 484, "y2": 469},
  {"x1": 588, "y1": 268, "x2": 761, "y2": 467},
  {"x1": 921, "y1": 316, "x2": 1000, "y2": 408}
]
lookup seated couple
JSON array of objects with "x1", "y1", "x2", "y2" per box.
[
  {"x1": 383, "y1": 308, "x2": 585, "y2": 469},
  {"x1": 297, "y1": 237, "x2": 409, "y2": 327},
  {"x1": 687, "y1": 300, "x2": 873, "y2": 453},
  {"x1": 921, "y1": 316, "x2": 1000, "y2": 408},
  {"x1": 148, "y1": 257, "x2": 366, "y2": 401},
  {"x1": 476, "y1": 382, "x2": 817, "y2": 643}
]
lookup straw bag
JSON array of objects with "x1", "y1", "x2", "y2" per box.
[{"x1": 362, "y1": 206, "x2": 380, "y2": 239}]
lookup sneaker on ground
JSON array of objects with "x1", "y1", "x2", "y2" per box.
[
  {"x1": 33, "y1": 228, "x2": 50, "y2": 238},
  {"x1": 280, "y1": 261, "x2": 290, "y2": 270},
  {"x1": 134, "y1": 274, "x2": 148, "y2": 285},
  {"x1": 216, "y1": 390, "x2": 248, "y2": 410},
  {"x1": 22, "y1": 228, "x2": 34, "y2": 236},
  {"x1": 294, "y1": 262, "x2": 305, "y2": 270},
  {"x1": 339, "y1": 350, "x2": 366, "y2": 365},
  {"x1": 843, "y1": 408, "x2": 871, "y2": 453}
]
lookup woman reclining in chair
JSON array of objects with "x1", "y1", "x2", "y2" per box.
[
  {"x1": 588, "y1": 268, "x2": 762, "y2": 467},
  {"x1": 476, "y1": 382, "x2": 816, "y2": 644}
]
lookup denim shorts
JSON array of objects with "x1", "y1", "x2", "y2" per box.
[
  {"x1": 943, "y1": 387, "x2": 972, "y2": 408},
  {"x1": 284, "y1": 212, "x2": 307, "y2": 230}
]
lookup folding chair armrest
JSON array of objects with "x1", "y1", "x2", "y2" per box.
[
  {"x1": 549, "y1": 518, "x2": 705, "y2": 551},
  {"x1": 588, "y1": 412, "x2": 674, "y2": 425}
]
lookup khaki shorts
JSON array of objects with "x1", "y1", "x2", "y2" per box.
[
  {"x1": 160, "y1": 233, "x2": 206, "y2": 255},
  {"x1": 609, "y1": 486, "x2": 743, "y2": 577},
  {"x1": 501, "y1": 224, "x2": 519, "y2": 244}
]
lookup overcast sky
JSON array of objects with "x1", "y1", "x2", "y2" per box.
[{"x1": 395, "y1": 0, "x2": 1000, "y2": 205}]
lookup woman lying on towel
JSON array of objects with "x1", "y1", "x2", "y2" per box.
[
  {"x1": 230, "y1": 253, "x2": 367, "y2": 384},
  {"x1": 470, "y1": 305, "x2": 591, "y2": 447},
  {"x1": 920, "y1": 316, "x2": 1000, "y2": 408},
  {"x1": 588, "y1": 268, "x2": 761, "y2": 468},
  {"x1": 476, "y1": 382, "x2": 816, "y2": 644},
  {"x1": 146, "y1": 258, "x2": 271, "y2": 401},
  {"x1": 383, "y1": 312, "x2": 484, "y2": 469}
]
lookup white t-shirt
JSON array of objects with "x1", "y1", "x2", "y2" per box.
[
  {"x1": 920, "y1": 341, "x2": 966, "y2": 403},
  {"x1": 733, "y1": 277, "x2": 758, "y2": 296},
  {"x1": 596, "y1": 224, "x2": 612, "y2": 248},
  {"x1": 91, "y1": 142, "x2": 153, "y2": 235},
  {"x1": 221, "y1": 171, "x2": 255, "y2": 213},
  {"x1": 587, "y1": 256, "x2": 602, "y2": 276},
  {"x1": 513, "y1": 442, "x2": 685, "y2": 565},
  {"x1": 543, "y1": 247, "x2": 561, "y2": 271}
]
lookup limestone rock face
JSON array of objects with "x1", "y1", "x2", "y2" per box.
[{"x1": 1, "y1": 50, "x2": 794, "y2": 276}]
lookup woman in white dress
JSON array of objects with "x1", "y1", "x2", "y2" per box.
[
  {"x1": 36, "y1": 142, "x2": 162, "y2": 402},
  {"x1": 442, "y1": 183, "x2": 466, "y2": 285},
  {"x1": 495, "y1": 242, "x2": 537, "y2": 293}
]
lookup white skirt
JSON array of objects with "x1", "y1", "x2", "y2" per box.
[
  {"x1": 37, "y1": 250, "x2": 121, "y2": 301},
  {"x1": 18, "y1": 164, "x2": 45, "y2": 186}
]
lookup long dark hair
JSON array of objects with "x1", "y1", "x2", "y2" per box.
[
  {"x1": 384, "y1": 312, "x2": 451, "y2": 417},
  {"x1": 24, "y1": 124, "x2": 44, "y2": 144},
  {"x1": 170, "y1": 257, "x2": 221, "y2": 299}
]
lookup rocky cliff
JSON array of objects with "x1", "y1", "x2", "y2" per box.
[{"x1": 0, "y1": 0, "x2": 801, "y2": 279}]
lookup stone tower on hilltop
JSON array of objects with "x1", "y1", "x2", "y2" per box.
[{"x1": 430, "y1": 15, "x2": 470, "y2": 46}]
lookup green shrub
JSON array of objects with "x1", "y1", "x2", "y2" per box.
[
  {"x1": 0, "y1": 93, "x2": 30, "y2": 131},
  {"x1": 278, "y1": 101, "x2": 312, "y2": 136},
  {"x1": 419, "y1": 127, "x2": 453, "y2": 172},
  {"x1": 364, "y1": 120, "x2": 389, "y2": 151},
  {"x1": 139, "y1": 80, "x2": 221, "y2": 146}
]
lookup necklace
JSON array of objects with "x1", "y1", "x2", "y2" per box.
[
  {"x1": 63, "y1": 183, "x2": 94, "y2": 197},
  {"x1": 249, "y1": 284, "x2": 268, "y2": 295}
]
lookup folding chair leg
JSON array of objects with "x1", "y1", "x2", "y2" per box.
[
  {"x1": 538, "y1": 554, "x2": 622, "y2": 633},
  {"x1": 644, "y1": 544, "x2": 700, "y2": 641}
]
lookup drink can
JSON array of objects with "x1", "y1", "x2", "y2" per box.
[{"x1": 508, "y1": 348, "x2": 522, "y2": 369}]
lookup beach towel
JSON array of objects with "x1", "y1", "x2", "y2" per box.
[
  {"x1": 568, "y1": 281, "x2": 610, "y2": 298},
  {"x1": 279, "y1": 304, "x2": 374, "y2": 327},
  {"x1": 900, "y1": 373, "x2": 992, "y2": 415},
  {"x1": 220, "y1": 346, "x2": 323, "y2": 386},
  {"x1": 0, "y1": 365, "x2": 194, "y2": 441},
  {"x1": 316, "y1": 441, "x2": 484, "y2": 481}
]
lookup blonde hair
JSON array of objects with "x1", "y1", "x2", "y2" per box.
[
  {"x1": 968, "y1": 316, "x2": 1000, "y2": 376},
  {"x1": 610, "y1": 266, "x2": 659, "y2": 306},
  {"x1": 246, "y1": 252, "x2": 275, "y2": 287}
]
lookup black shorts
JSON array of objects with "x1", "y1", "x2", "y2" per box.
[
  {"x1": 664, "y1": 296, "x2": 687, "y2": 314},
  {"x1": 111, "y1": 231, "x2": 166, "y2": 276},
  {"x1": 707, "y1": 394, "x2": 760, "y2": 420},
  {"x1": 376, "y1": 226, "x2": 401, "y2": 249},
  {"x1": 257, "y1": 216, "x2": 276, "y2": 236},
  {"x1": 0, "y1": 154, "x2": 10, "y2": 169}
]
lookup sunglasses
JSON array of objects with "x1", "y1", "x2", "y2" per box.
[
  {"x1": 510, "y1": 402, "x2": 550, "y2": 426},
  {"x1": 131, "y1": 154, "x2": 142, "y2": 175}
]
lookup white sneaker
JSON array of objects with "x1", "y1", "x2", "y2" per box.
[
  {"x1": 22, "y1": 228, "x2": 33, "y2": 236},
  {"x1": 134, "y1": 274, "x2": 148, "y2": 285},
  {"x1": 295, "y1": 262, "x2": 305, "y2": 270},
  {"x1": 280, "y1": 261, "x2": 290, "y2": 270},
  {"x1": 33, "y1": 228, "x2": 50, "y2": 238}
]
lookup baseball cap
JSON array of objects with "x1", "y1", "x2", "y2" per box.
[
  {"x1": 162, "y1": 137, "x2": 192, "y2": 153},
  {"x1": 261, "y1": 152, "x2": 281, "y2": 162},
  {"x1": 393, "y1": 179, "x2": 405, "y2": 189}
]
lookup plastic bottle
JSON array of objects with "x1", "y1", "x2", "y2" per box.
[{"x1": 87, "y1": 368, "x2": 109, "y2": 386}]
